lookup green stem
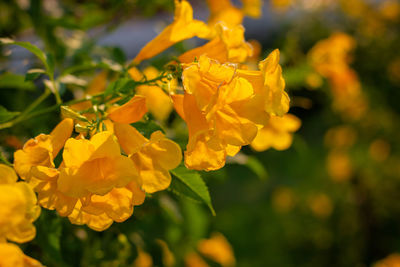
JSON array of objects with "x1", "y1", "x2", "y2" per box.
[
  {"x1": 0, "y1": 88, "x2": 51, "y2": 130},
  {"x1": 0, "y1": 152, "x2": 13, "y2": 167},
  {"x1": 51, "y1": 77, "x2": 62, "y2": 105}
]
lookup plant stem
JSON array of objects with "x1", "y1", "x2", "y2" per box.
[{"x1": 0, "y1": 88, "x2": 51, "y2": 130}]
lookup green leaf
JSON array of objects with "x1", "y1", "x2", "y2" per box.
[
  {"x1": 170, "y1": 164, "x2": 215, "y2": 215},
  {"x1": 0, "y1": 105, "x2": 20, "y2": 123},
  {"x1": 46, "y1": 53, "x2": 55, "y2": 78},
  {"x1": 35, "y1": 210, "x2": 64, "y2": 265},
  {"x1": 246, "y1": 156, "x2": 268, "y2": 180},
  {"x1": 0, "y1": 73, "x2": 35, "y2": 91},
  {"x1": 104, "y1": 78, "x2": 135, "y2": 96},
  {"x1": 25, "y1": 69, "x2": 46, "y2": 82},
  {"x1": 131, "y1": 119, "x2": 164, "y2": 139},
  {"x1": 0, "y1": 38, "x2": 54, "y2": 77},
  {"x1": 283, "y1": 62, "x2": 312, "y2": 88}
]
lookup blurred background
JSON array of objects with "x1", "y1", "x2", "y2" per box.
[{"x1": 1, "y1": 0, "x2": 400, "y2": 266}]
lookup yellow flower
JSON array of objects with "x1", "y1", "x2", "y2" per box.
[
  {"x1": 270, "y1": 0, "x2": 293, "y2": 11},
  {"x1": 326, "y1": 150, "x2": 353, "y2": 182},
  {"x1": 114, "y1": 123, "x2": 182, "y2": 193},
  {"x1": 19, "y1": 127, "x2": 145, "y2": 231},
  {"x1": 133, "y1": 247, "x2": 153, "y2": 267},
  {"x1": 271, "y1": 187, "x2": 295, "y2": 213},
  {"x1": 251, "y1": 114, "x2": 301, "y2": 151},
  {"x1": 178, "y1": 56, "x2": 269, "y2": 170},
  {"x1": 176, "y1": 51, "x2": 287, "y2": 170},
  {"x1": 242, "y1": 0, "x2": 263, "y2": 18},
  {"x1": 309, "y1": 33, "x2": 356, "y2": 79},
  {"x1": 14, "y1": 118, "x2": 74, "y2": 181},
  {"x1": 178, "y1": 23, "x2": 253, "y2": 64},
  {"x1": 369, "y1": 139, "x2": 390, "y2": 163},
  {"x1": 380, "y1": 0, "x2": 400, "y2": 21},
  {"x1": 308, "y1": 193, "x2": 333, "y2": 219},
  {"x1": 0, "y1": 164, "x2": 40, "y2": 244},
  {"x1": 324, "y1": 125, "x2": 357, "y2": 149},
  {"x1": 308, "y1": 33, "x2": 367, "y2": 119},
  {"x1": 68, "y1": 181, "x2": 145, "y2": 231},
  {"x1": 108, "y1": 95, "x2": 147, "y2": 124},
  {"x1": 374, "y1": 253, "x2": 400, "y2": 267},
  {"x1": 172, "y1": 93, "x2": 231, "y2": 170},
  {"x1": 57, "y1": 131, "x2": 137, "y2": 197},
  {"x1": 197, "y1": 232, "x2": 236, "y2": 267},
  {"x1": 157, "y1": 240, "x2": 175, "y2": 267},
  {"x1": 237, "y1": 49, "x2": 290, "y2": 116},
  {"x1": 0, "y1": 242, "x2": 43, "y2": 267},
  {"x1": 128, "y1": 67, "x2": 175, "y2": 121},
  {"x1": 184, "y1": 252, "x2": 209, "y2": 267},
  {"x1": 133, "y1": 0, "x2": 210, "y2": 64},
  {"x1": 206, "y1": 0, "x2": 244, "y2": 29}
]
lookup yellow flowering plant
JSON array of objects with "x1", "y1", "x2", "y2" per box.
[{"x1": 0, "y1": 0, "x2": 311, "y2": 265}]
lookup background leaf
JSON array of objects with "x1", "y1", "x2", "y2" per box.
[
  {"x1": 0, "y1": 105, "x2": 20, "y2": 123},
  {"x1": 170, "y1": 165, "x2": 215, "y2": 216}
]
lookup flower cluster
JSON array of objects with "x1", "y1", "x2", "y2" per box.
[
  {"x1": 14, "y1": 118, "x2": 182, "y2": 231},
  {"x1": 11, "y1": 0, "x2": 292, "y2": 231},
  {"x1": 0, "y1": 164, "x2": 42, "y2": 266},
  {"x1": 308, "y1": 32, "x2": 367, "y2": 120}
]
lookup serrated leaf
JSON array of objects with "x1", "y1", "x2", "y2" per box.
[
  {"x1": 170, "y1": 165, "x2": 215, "y2": 215},
  {"x1": 0, "y1": 73, "x2": 35, "y2": 91},
  {"x1": 0, "y1": 105, "x2": 20, "y2": 123}
]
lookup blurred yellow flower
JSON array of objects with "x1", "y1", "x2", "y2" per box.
[
  {"x1": 324, "y1": 125, "x2": 357, "y2": 149},
  {"x1": 133, "y1": 247, "x2": 153, "y2": 267},
  {"x1": 305, "y1": 72, "x2": 323, "y2": 89},
  {"x1": 369, "y1": 139, "x2": 391, "y2": 163},
  {"x1": 270, "y1": 0, "x2": 293, "y2": 10},
  {"x1": 133, "y1": 0, "x2": 210, "y2": 63},
  {"x1": 380, "y1": 0, "x2": 400, "y2": 21},
  {"x1": 309, "y1": 33, "x2": 367, "y2": 119},
  {"x1": 114, "y1": 123, "x2": 182, "y2": 193},
  {"x1": 128, "y1": 67, "x2": 176, "y2": 121},
  {"x1": 157, "y1": 239, "x2": 175, "y2": 267},
  {"x1": 206, "y1": 0, "x2": 244, "y2": 29},
  {"x1": 197, "y1": 232, "x2": 236, "y2": 267},
  {"x1": 271, "y1": 186, "x2": 295, "y2": 213},
  {"x1": 308, "y1": 193, "x2": 333, "y2": 219},
  {"x1": 178, "y1": 23, "x2": 253, "y2": 64},
  {"x1": 326, "y1": 150, "x2": 353, "y2": 182},
  {"x1": 251, "y1": 114, "x2": 301, "y2": 151},
  {"x1": 0, "y1": 164, "x2": 40, "y2": 244},
  {"x1": 374, "y1": 253, "x2": 400, "y2": 267},
  {"x1": 309, "y1": 32, "x2": 355, "y2": 78},
  {"x1": 242, "y1": 0, "x2": 262, "y2": 18},
  {"x1": 185, "y1": 252, "x2": 209, "y2": 267},
  {"x1": 0, "y1": 242, "x2": 43, "y2": 267}
]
